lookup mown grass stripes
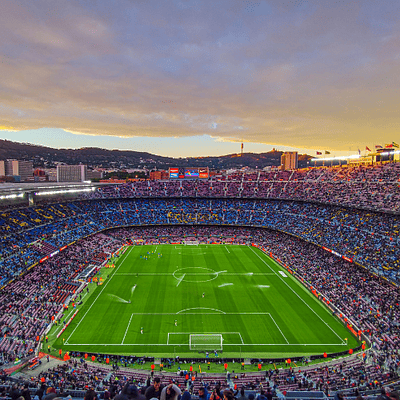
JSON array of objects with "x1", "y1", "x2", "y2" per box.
[{"x1": 56, "y1": 245, "x2": 359, "y2": 357}]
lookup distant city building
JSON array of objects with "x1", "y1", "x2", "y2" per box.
[
  {"x1": 280, "y1": 152, "x2": 298, "y2": 170},
  {"x1": 33, "y1": 169, "x2": 48, "y2": 182},
  {"x1": 44, "y1": 169, "x2": 58, "y2": 182},
  {"x1": 4, "y1": 160, "x2": 33, "y2": 181},
  {"x1": 150, "y1": 170, "x2": 169, "y2": 180},
  {"x1": 86, "y1": 170, "x2": 104, "y2": 180},
  {"x1": 34, "y1": 168, "x2": 46, "y2": 176},
  {"x1": 57, "y1": 164, "x2": 87, "y2": 182},
  {"x1": 0, "y1": 161, "x2": 4, "y2": 176}
]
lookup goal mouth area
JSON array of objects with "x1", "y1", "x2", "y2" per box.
[
  {"x1": 189, "y1": 333, "x2": 223, "y2": 351},
  {"x1": 184, "y1": 240, "x2": 200, "y2": 245},
  {"x1": 167, "y1": 332, "x2": 245, "y2": 350}
]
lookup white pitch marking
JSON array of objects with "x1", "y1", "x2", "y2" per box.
[
  {"x1": 131, "y1": 285, "x2": 137, "y2": 296},
  {"x1": 225, "y1": 246, "x2": 230, "y2": 254},
  {"x1": 65, "y1": 246, "x2": 134, "y2": 344},
  {"x1": 63, "y1": 342, "x2": 348, "y2": 346},
  {"x1": 250, "y1": 246, "x2": 344, "y2": 343},
  {"x1": 122, "y1": 314, "x2": 134, "y2": 344},
  {"x1": 218, "y1": 283, "x2": 233, "y2": 287},
  {"x1": 269, "y1": 314, "x2": 289, "y2": 344},
  {"x1": 176, "y1": 307, "x2": 226, "y2": 314},
  {"x1": 257, "y1": 285, "x2": 270, "y2": 288},
  {"x1": 115, "y1": 272, "x2": 275, "y2": 276},
  {"x1": 176, "y1": 274, "x2": 186, "y2": 287},
  {"x1": 126, "y1": 312, "x2": 271, "y2": 315}
]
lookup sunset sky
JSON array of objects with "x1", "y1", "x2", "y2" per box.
[{"x1": 0, "y1": 0, "x2": 399, "y2": 157}]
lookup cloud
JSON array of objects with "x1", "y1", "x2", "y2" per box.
[
  {"x1": 0, "y1": 125, "x2": 18, "y2": 131},
  {"x1": 0, "y1": 0, "x2": 399, "y2": 151}
]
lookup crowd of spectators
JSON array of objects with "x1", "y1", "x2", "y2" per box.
[
  {"x1": 85, "y1": 163, "x2": 400, "y2": 213},
  {"x1": 1, "y1": 338, "x2": 399, "y2": 399},
  {"x1": 0, "y1": 233, "x2": 124, "y2": 363},
  {"x1": 1, "y1": 195, "x2": 398, "y2": 286},
  {"x1": 0, "y1": 224, "x2": 399, "y2": 396},
  {"x1": 0, "y1": 162, "x2": 399, "y2": 396}
]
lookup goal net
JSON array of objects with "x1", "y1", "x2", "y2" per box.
[
  {"x1": 189, "y1": 334, "x2": 223, "y2": 350},
  {"x1": 184, "y1": 240, "x2": 199, "y2": 246}
]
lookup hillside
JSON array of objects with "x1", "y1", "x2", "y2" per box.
[{"x1": 0, "y1": 139, "x2": 312, "y2": 170}]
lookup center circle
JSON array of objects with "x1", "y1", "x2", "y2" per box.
[{"x1": 173, "y1": 267, "x2": 218, "y2": 283}]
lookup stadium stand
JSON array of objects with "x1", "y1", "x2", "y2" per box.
[{"x1": 0, "y1": 163, "x2": 399, "y2": 398}]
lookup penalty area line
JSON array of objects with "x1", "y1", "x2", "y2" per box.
[
  {"x1": 269, "y1": 313, "x2": 289, "y2": 344},
  {"x1": 122, "y1": 314, "x2": 134, "y2": 344}
]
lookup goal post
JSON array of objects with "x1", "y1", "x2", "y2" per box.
[
  {"x1": 189, "y1": 334, "x2": 223, "y2": 351},
  {"x1": 184, "y1": 240, "x2": 199, "y2": 246}
]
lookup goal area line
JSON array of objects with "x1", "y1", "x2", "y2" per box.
[{"x1": 169, "y1": 332, "x2": 244, "y2": 345}]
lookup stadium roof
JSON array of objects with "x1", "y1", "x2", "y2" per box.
[{"x1": 0, "y1": 181, "x2": 104, "y2": 196}]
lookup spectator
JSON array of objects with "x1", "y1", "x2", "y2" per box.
[{"x1": 145, "y1": 378, "x2": 164, "y2": 400}]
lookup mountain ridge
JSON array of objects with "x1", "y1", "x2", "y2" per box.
[{"x1": 0, "y1": 139, "x2": 312, "y2": 169}]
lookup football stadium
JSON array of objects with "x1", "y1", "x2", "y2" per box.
[
  {"x1": 0, "y1": 164, "x2": 399, "y2": 399},
  {"x1": 2, "y1": 0, "x2": 400, "y2": 398}
]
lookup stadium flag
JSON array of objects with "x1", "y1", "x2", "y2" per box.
[
  {"x1": 365, "y1": 146, "x2": 371, "y2": 151},
  {"x1": 385, "y1": 143, "x2": 394, "y2": 148},
  {"x1": 375, "y1": 144, "x2": 383, "y2": 149},
  {"x1": 358, "y1": 149, "x2": 361, "y2": 155},
  {"x1": 392, "y1": 141, "x2": 399, "y2": 148},
  {"x1": 316, "y1": 151, "x2": 322, "y2": 155},
  {"x1": 241, "y1": 143, "x2": 243, "y2": 149},
  {"x1": 325, "y1": 150, "x2": 330, "y2": 154}
]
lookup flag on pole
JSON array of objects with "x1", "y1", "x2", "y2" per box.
[
  {"x1": 325, "y1": 151, "x2": 330, "y2": 154},
  {"x1": 365, "y1": 146, "x2": 371, "y2": 151},
  {"x1": 316, "y1": 151, "x2": 322, "y2": 155},
  {"x1": 392, "y1": 141, "x2": 399, "y2": 148},
  {"x1": 375, "y1": 145, "x2": 383, "y2": 149}
]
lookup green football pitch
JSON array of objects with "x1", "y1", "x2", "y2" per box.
[{"x1": 56, "y1": 244, "x2": 359, "y2": 358}]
